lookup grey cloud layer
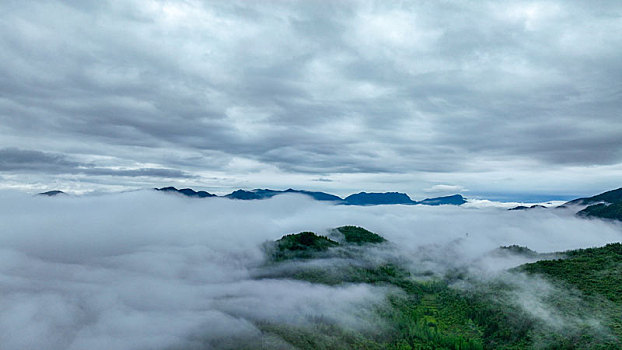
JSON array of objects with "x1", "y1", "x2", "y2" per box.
[
  {"x1": 1, "y1": 0, "x2": 621, "y2": 192},
  {"x1": 0, "y1": 148, "x2": 192, "y2": 178},
  {"x1": 0, "y1": 191, "x2": 621, "y2": 349}
]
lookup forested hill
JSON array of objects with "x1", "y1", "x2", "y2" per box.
[
  {"x1": 565, "y1": 187, "x2": 622, "y2": 221},
  {"x1": 578, "y1": 202, "x2": 622, "y2": 221},
  {"x1": 223, "y1": 226, "x2": 622, "y2": 349},
  {"x1": 520, "y1": 243, "x2": 622, "y2": 303},
  {"x1": 564, "y1": 187, "x2": 622, "y2": 206}
]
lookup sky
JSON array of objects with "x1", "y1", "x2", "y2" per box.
[{"x1": 1, "y1": 0, "x2": 621, "y2": 200}]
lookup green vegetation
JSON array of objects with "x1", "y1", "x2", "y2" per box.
[
  {"x1": 518, "y1": 243, "x2": 622, "y2": 347},
  {"x1": 565, "y1": 187, "x2": 622, "y2": 206},
  {"x1": 578, "y1": 202, "x2": 622, "y2": 221},
  {"x1": 565, "y1": 187, "x2": 622, "y2": 221},
  {"x1": 521, "y1": 243, "x2": 622, "y2": 303},
  {"x1": 250, "y1": 227, "x2": 622, "y2": 349},
  {"x1": 271, "y1": 231, "x2": 339, "y2": 261},
  {"x1": 336, "y1": 225, "x2": 387, "y2": 244},
  {"x1": 498, "y1": 245, "x2": 538, "y2": 257}
]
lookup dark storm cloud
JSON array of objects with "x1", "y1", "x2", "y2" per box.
[
  {"x1": 0, "y1": 148, "x2": 191, "y2": 178},
  {"x1": 0, "y1": 0, "x2": 621, "y2": 193}
]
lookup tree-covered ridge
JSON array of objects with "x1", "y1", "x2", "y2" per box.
[
  {"x1": 497, "y1": 245, "x2": 539, "y2": 257},
  {"x1": 268, "y1": 227, "x2": 387, "y2": 262},
  {"x1": 270, "y1": 231, "x2": 339, "y2": 261},
  {"x1": 521, "y1": 243, "x2": 622, "y2": 303},
  {"x1": 516, "y1": 243, "x2": 622, "y2": 346},
  {"x1": 260, "y1": 228, "x2": 485, "y2": 349},
  {"x1": 564, "y1": 187, "x2": 622, "y2": 206},
  {"x1": 578, "y1": 202, "x2": 622, "y2": 221},
  {"x1": 253, "y1": 227, "x2": 622, "y2": 349},
  {"x1": 561, "y1": 187, "x2": 622, "y2": 221},
  {"x1": 335, "y1": 225, "x2": 387, "y2": 244}
]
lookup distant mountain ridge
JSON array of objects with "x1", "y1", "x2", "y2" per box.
[
  {"x1": 342, "y1": 192, "x2": 467, "y2": 206},
  {"x1": 578, "y1": 202, "x2": 622, "y2": 221},
  {"x1": 505, "y1": 187, "x2": 622, "y2": 221},
  {"x1": 563, "y1": 187, "x2": 622, "y2": 207},
  {"x1": 418, "y1": 194, "x2": 467, "y2": 206},
  {"x1": 155, "y1": 186, "x2": 216, "y2": 198},
  {"x1": 508, "y1": 205, "x2": 547, "y2": 211},
  {"x1": 564, "y1": 187, "x2": 622, "y2": 221},
  {"x1": 154, "y1": 186, "x2": 466, "y2": 206},
  {"x1": 38, "y1": 190, "x2": 65, "y2": 196},
  {"x1": 226, "y1": 188, "x2": 343, "y2": 202},
  {"x1": 343, "y1": 192, "x2": 413, "y2": 205}
]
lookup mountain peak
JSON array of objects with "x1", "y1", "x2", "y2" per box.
[
  {"x1": 38, "y1": 190, "x2": 65, "y2": 196},
  {"x1": 562, "y1": 187, "x2": 622, "y2": 221},
  {"x1": 226, "y1": 189, "x2": 263, "y2": 200},
  {"x1": 344, "y1": 192, "x2": 414, "y2": 205},
  {"x1": 564, "y1": 187, "x2": 622, "y2": 207},
  {"x1": 155, "y1": 187, "x2": 216, "y2": 198},
  {"x1": 417, "y1": 194, "x2": 466, "y2": 206}
]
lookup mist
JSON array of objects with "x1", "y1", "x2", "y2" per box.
[{"x1": 0, "y1": 190, "x2": 620, "y2": 349}]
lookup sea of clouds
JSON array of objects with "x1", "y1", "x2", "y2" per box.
[{"x1": 0, "y1": 190, "x2": 620, "y2": 349}]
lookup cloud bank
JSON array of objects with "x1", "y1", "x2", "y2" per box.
[{"x1": 0, "y1": 191, "x2": 621, "y2": 349}]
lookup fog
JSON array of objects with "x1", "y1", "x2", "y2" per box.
[{"x1": 0, "y1": 190, "x2": 620, "y2": 349}]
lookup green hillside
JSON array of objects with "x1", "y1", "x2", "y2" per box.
[
  {"x1": 335, "y1": 225, "x2": 387, "y2": 244},
  {"x1": 521, "y1": 243, "x2": 622, "y2": 303},
  {"x1": 270, "y1": 231, "x2": 339, "y2": 261},
  {"x1": 578, "y1": 202, "x2": 622, "y2": 221},
  {"x1": 565, "y1": 187, "x2": 622, "y2": 221},
  {"x1": 239, "y1": 228, "x2": 622, "y2": 349}
]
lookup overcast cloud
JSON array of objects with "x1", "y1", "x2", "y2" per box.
[{"x1": 0, "y1": 0, "x2": 621, "y2": 198}]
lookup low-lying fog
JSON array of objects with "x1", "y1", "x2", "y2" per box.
[{"x1": 0, "y1": 190, "x2": 620, "y2": 349}]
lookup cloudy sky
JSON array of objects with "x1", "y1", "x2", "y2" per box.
[{"x1": 1, "y1": 0, "x2": 621, "y2": 200}]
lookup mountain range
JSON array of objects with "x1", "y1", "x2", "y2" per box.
[
  {"x1": 563, "y1": 187, "x2": 622, "y2": 207},
  {"x1": 569, "y1": 187, "x2": 622, "y2": 221},
  {"x1": 155, "y1": 186, "x2": 216, "y2": 198},
  {"x1": 37, "y1": 186, "x2": 622, "y2": 219},
  {"x1": 154, "y1": 187, "x2": 467, "y2": 206},
  {"x1": 506, "y1": 187, "x2": 622, "y2": 221}
]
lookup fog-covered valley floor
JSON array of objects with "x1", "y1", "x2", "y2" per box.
[{"x1": 1, "y1": 190, "x2": 621, "y2": 349}]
